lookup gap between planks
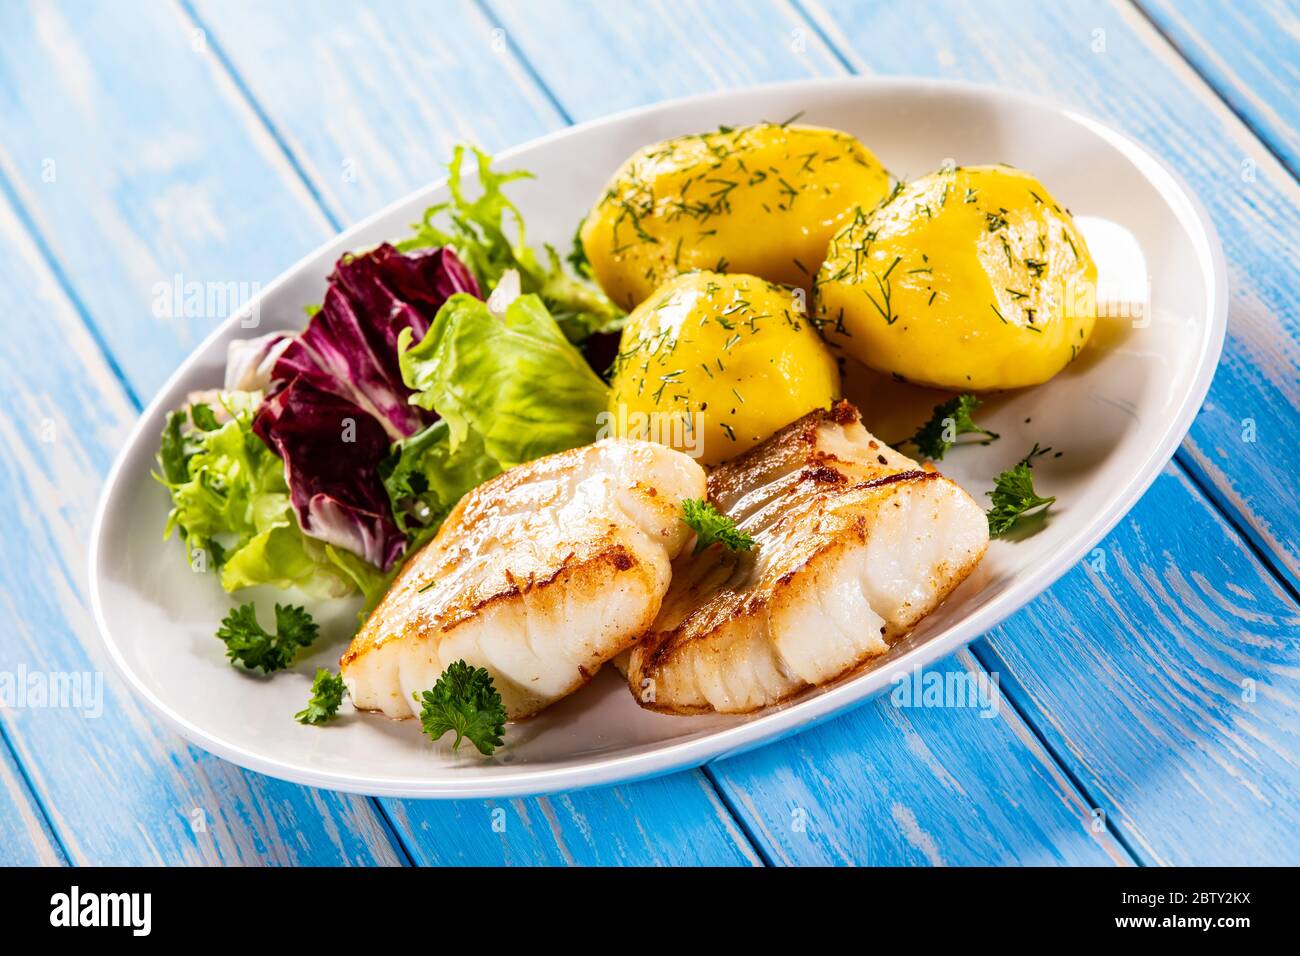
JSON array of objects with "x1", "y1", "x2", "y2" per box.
[
  {"x1": 1130, "y1": 0, "x2": 1300, "y2": 187},
  {"x1": 0, "y1": 714, "x2": 70, "y2": 866}
]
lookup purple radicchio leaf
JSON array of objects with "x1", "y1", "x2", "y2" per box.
[
  {"x1": 244, "y1": 244, "x2": 478, "y2": 570},
  {"x1": 253, "y1": 376, "x2": 407, "y2": 571},
  {"x1": 225, "y1": 331, "x2": 293, "y2": 392},
  {"x1": 271, "y1": 243, "x2": 479, "y2": 441}
]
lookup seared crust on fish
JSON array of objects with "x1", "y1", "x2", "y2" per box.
[
  {"x1": 342, "y1": 438, "x2": 706, "y2": 719},
  {"x1": 628, "y1": 401, "x2": 988, "y2": 715}
]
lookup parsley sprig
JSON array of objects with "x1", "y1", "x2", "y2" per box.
[
  {"x1": 682, "y1": 498, "x2": 755, "y2": 556},
  {"x1": 905, "y1": 393, "x2": 999, "y2": 460},
  {"x1": 416, "y1": 661, "x2": 507, "y2": 756},
  {"x1": 296, "y1": 668, "x2": 347, "y2": 725},
  {"x1": 987, "y1": 445, "x2": 1056, "y2": 536},
  {"x1": 215, "y1": 602, "x2": 319, "y2": 673}
]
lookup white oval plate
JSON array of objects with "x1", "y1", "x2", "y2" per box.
[{"x1": 90, "y1": 78, "x2": 1225, "y2": 798}]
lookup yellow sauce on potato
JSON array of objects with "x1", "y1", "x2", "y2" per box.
[
  {"x1": 606, "y1": 271, "x2": 839, "y2": 465},
  {"x1": 814, "y1": 165, "x2": 1097, "y2": 390},
  {"x1": 581, "y1": 124, "x2": 892, "y2": 311}
]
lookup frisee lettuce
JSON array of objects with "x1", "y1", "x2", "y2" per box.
[{"x1": 398, "y1": 145, "x2": 624, "y2": 343}]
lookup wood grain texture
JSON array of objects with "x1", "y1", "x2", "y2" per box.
[
  {"x1": 0, "y1": 0, "x2": 757, "y2": 865},
  {"x1": 0, "y1": 732, "x2": 66, "y2": 866},
  {"x1": 1138, "y1": 0, "x2": 1300, "y2": 177},
  {"x1": 977, "y1": 465, "x2": 1300, "y2": 864},
  {"x1": 488, "y1": 0, "x2": 849, "y2": 118},
  {"x1": 0, "y1": 183, "x2": 402, "y2": 865},
  {"x1": 388, "y1": 774, "x2": 761, "y2": 865},
  {"x1": 712, "y1": 651, "x2": 1131, "y2": 865},
  {"x1": 487, "y1": 0, "x2": 1300, "y2": 864},
  {"x1": 184, "y1": 0, "x2": 566, "y2": 224},
  {"x1": 0, "y1": 0, "x2": 331, "y2": 399}
]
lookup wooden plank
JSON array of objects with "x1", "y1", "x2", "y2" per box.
[
  {"x1": 977, "y1": 465, "x2": 1300, "y2": 864},
  {"x1": 183, "y1": 0, "x2": 566, "y2": 224},
  {"x1": 0, "y1": 733, "x2": 66, "y2": 866},
  {"x1": 488, "y1": 0, "x2": 1300, "y2": 863},
  {"x1": 0, "y1": 187, "x2": 402, "y2": 865},
  {"x1": 388, "y1": 775, "x2": 761, "y2": 865},
  {"x1": 1138, "y1": 0, "x2": 1300, "y2": 177},
  {"x1": 488, "y1": 0, "x2": 849, "y2": 119},
  {"x1": 0, "y1": 0, "x2": 332, "y2": 398},
  {"x1": 0, "y1": 0, "x2": 758, "y2": 865}
]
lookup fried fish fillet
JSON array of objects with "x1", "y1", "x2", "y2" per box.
[
  {"x1": 342, "y1": 439, "x2": 706, "y2": 720},
  {"x1": 628, "y1": 401, "x2": 988, "y2": 715}
]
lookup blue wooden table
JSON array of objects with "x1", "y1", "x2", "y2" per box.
[{"x1": 1, "y1": 0, "x2": 1296, "y2": 866}]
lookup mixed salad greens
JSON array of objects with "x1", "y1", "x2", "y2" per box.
[
  {"x1": 158, "y1": 391, "x2": 387, "y2": 601},
  {"x1": 387, "y1": 292, "x2": 608, "y2": 541},
  {"x1": 157, "y1": 146, "x2": 622, "y2": 611}
]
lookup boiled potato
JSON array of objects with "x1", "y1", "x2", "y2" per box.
[
  {"x1": 606, "y1": 271, "x2": 839, "y2": 466},
  {"x1": 814, "y1": 164, "x2": 1097, "y2": 390},
  {"x1": 581, "y1": 124, "x2": 891, "y2": 311}
]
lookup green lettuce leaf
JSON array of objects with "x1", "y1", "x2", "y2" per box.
[
  {"x1": 397, "y1": 145, "x2": 624, "y2": 342},
  {"x1": 401, "y1": 292, "x2": 609, "y2": 464},
  {"x1": 155, "y1": 391, "x2": 380, "y2": 601},
  {"x1": 381, "y1": 420, "x2": 500, "y2": 536},
  {"x1": 217, "y1": 524, "x2": 386, "y2": 604},
  {"x1": 385, "y1": 292, "x2": 609, "y2": 538}
]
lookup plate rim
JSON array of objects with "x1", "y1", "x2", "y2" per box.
[{"x1": 87, "y1": 75, "x2": 1229, "y2": 798}]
